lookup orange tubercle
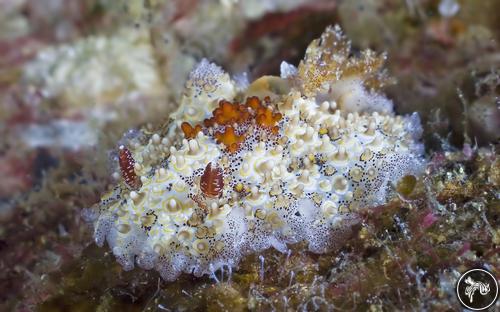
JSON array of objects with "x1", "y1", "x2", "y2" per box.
[
  {"x1": 183, "y1": 96, "x2": 281, "y2": 151},
  {"x1": 271, "y1": 125, "x2": 280, "y2": 135},
  {"x1": 246, "y1": 96, "x2": 282, "y2": 129},
  {"x1": 181, "y1": 122, "x2": 202, "y2": 139},
  {"x1": 256, "y1": 107, "x2": 282, "y2": 129},
  {"x1": 212, "y1": 100, "x2": 250, "y2": 126},
  {"x1": 245, "y1": 96, "x2": 261, "y2": 110},
  {"x1": 215, "y1": 126, "x2": 245, "y2": 153}
]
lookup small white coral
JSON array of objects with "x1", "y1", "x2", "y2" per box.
[
  {"x1": 90, "y1": 26, "x2": 425, "y2": 281},
  {"x1": 23, "y1": 28, "x2": 163, "y2": 106}
]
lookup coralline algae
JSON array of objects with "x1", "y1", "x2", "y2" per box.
[{"x1": 86, "y1": 26, "x2": 425, "y2": 281}]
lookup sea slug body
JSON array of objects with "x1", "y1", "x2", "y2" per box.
[{"x1": 88, "y1": 26, "x2": 425, "y2": 281}]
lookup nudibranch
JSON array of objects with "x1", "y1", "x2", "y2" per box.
[{"x1": 87, "y1": 26, "x2": 424, "y2": 280}]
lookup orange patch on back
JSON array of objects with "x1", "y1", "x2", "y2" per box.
[
  {"x1": 215, "y1": 126, "x2": 245, "y2": 153},
  {"x1": 205, "y1": 100, "x2": 250, "y2": 127},
  {"x1": 181, "y1": 96, "x2": 282, "y2": 152},
  {"x1": 256, "y1": 107, "x2": 282, "y2": 128},
  {"x1": 246, "y1": 96, "x2": 282, "y2": 129},
  {"x1": 245, "y1": 96, "x2": 261, "y2": 110},
  {"x1": 181, "y1": 122, "x2": 202, "y2": 139}
]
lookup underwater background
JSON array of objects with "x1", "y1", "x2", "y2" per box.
[{"x1": 0, "y1": 0, "x2": 498, "y2": 311}]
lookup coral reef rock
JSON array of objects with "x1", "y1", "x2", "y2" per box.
[{"x1": 86, "y1": 26, "x2": 425, "y2": 281}]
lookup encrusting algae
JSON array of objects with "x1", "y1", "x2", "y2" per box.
[{"x1": 84, "y1": 26, "x2": 425, "y2": 281}]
